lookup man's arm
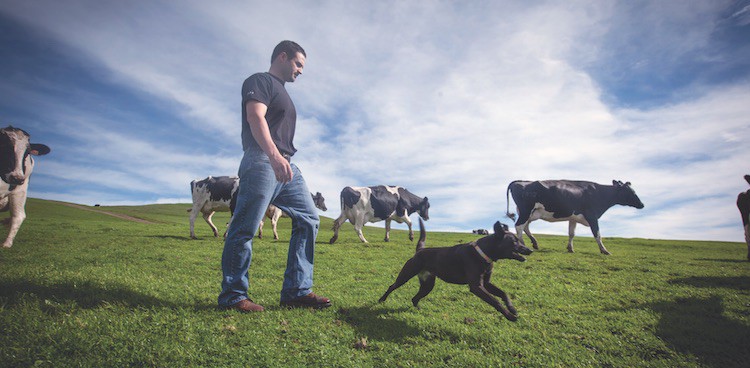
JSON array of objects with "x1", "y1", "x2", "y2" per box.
[{"x1": 246, "y1": 100, "x2": 293, "y2": 183}]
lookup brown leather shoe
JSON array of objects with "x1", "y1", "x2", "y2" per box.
[
  {"x1": 228, "y1": 299, "x2": 264, "y2": 312},
  {"x1": 280, "y1": 292, "x2": 331, "y2": 309}
]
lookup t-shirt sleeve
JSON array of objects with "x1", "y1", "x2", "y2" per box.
[{"x1": 241, "y1": 74, "x2": 273, "y2": 107}]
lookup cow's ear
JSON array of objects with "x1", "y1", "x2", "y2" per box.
[
  {"x1": 30, "y1": 144, "x2": 50, "y2": 156},
  {"x1": 625, "y1": 181, "x2": 631, "y2": 186}
]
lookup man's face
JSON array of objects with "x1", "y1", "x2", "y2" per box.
[{"x1": 284, "y1": 52, "x2": 306, "y2": 83}]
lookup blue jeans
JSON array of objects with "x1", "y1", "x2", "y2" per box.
[{"x1": 218, "y1": 147, "x2": 320, "y2": 307}]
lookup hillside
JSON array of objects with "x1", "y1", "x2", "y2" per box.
[{"x1": 1, "y1": 198, "x2": 748, "y2": 367}]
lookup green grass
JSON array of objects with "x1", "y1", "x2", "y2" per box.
[{"x1": 1, "y1": 198, "x2": 749, "y2": 367}]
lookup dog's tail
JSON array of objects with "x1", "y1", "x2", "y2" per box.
[{"x1": 415, "y1": 217, "x2": 426, "y2": 253}]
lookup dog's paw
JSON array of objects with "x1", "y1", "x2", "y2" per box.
[{"x1": 504, "y1": 313, "x2": 518, "y2": 322}]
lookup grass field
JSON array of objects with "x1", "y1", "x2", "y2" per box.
[{"x1": 1, "y1": 198, "x2": 749, "y2": 367}]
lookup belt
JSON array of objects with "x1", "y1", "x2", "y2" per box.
[{"x1": 281, "y1": 153, "x2": 292, "y2": 162}]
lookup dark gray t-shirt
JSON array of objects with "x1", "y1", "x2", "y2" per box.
[{"x1": 240, "y1": 72, "x2": 297, "y2": 156}]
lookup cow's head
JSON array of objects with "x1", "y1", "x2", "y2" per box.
[
  {"x1": 312, "y1": 191, "x2": 327, "y2": 211},
  {"x1": 0, "y1": 126, "x2": 50, "y2": 186},
  {"x1": 481, "y1": 221, "x2": 533, "y2": 262},
  {"x1": 612, "y1": 180, "x2": 644, "y2": 209},
  {"x1": 417, "y1": 196, "x2": 430, "y2": 220}
]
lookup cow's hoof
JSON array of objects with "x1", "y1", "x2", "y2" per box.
[
  {"x1": 384, "y1": 238, "x2": 390, "y2": 242},
  {"x1": 504, "y1": 313, "x2": 518, "y2": 322},
  {"x1": 329, "y1": 237, "x2": 337, "y2": 244},
  {"x1": 601, "y1": 250, "x2": 611, "y2": 255},
  {"x1": 532, "y1": 245, "x2": 539, "y2": 250}
]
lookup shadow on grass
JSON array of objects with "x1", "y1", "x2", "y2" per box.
[
  {"x1": 335, "y1": 305, "x2": 421, "y2": 343},
  {"x1": 0, "y1": 279, "x2": 177, "y2": 311},
  {"x1": 669, "y1": 276, "x2": 750, "y2": 290},
  {"x1": 335, "y1": 303, "x2": 494, "y2": 347},
  {"x1": 647, "y1": 296, "x2": 750, "y2": 367}
]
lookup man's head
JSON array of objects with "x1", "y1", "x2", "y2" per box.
[{"x1": 270, "y1": 40, "x2": 306, "y2": 83}]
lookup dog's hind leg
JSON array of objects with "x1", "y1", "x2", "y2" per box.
[
  {"x1": 378, "y1": 258, "x2": 422, "y2": 303},
  {"x1": 411, "y1": 272, "x2": 436, "y2": 308}
]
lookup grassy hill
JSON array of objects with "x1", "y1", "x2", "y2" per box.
[{"x1": 1, "y1": 198, "x2": 748, "y2": 367}]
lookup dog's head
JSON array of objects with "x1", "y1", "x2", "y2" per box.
[{"x1": 480, "y1": 221, "x2": 533, "y2": 262}]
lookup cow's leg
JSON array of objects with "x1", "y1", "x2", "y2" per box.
[
  {"x1": 514, "y1": 207, "x2": 537, "y2": 248},
  {"x1": 354, "y1": 222, "x2": 368, "y2": 243},
  {"x1": 405, "y1": 216, "x2": 414, "y2": 241},
  {"x1": 329, "y1": 213, "x2": 347, "y2": 244},
  {"x1": 523, "y1": 223, "x2": 539, "y2": 249},
  {"x1": 745, "y1": 224, "x2": 750, "y2": 261},
  {"x1": 203, "y1": 211, "x2": 219, "y2": 237},
  {"x1": 189, "y1": 206, "x2": 200, "y2": 239},
  {"x1": 2, "y1": 195, "x2": 26, "y2": 248},
  {"x1": 384, "y1": 219, "x2": 391, "y2": 242},
  {"x1": 567, "y1": 221, "x2": 576, "y2": 253},
  {"x1": 588, "y1": 219, "x2": 610, "y2": 255},
  {"x1": 257, "y1": 220, "x2": 264, "y2": 239},
  {"x1": 271, "y1": 209, "x2": 282, "y2": 240}
]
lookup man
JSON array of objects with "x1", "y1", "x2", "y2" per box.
[{"x1": 219, "y1": 40, "x2": 330, "y2": 312}]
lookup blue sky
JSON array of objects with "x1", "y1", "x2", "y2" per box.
[{"x1": 2, "y1": 0, "x2": 749, "y2": 242}]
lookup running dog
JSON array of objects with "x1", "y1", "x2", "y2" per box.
[{"x1": 378, "y1": 218, "x2": 532, "y2": 321}]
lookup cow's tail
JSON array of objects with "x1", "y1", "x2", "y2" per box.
[
  {"x1": 415, "y1": 217, "x2": 426, "y2": 253},
  {"x1": 187, "y1": 180, "x2": 197, "y2": 213},
  {"x1": 505, "y1": 182, "x2": 517, "y2": 221}
]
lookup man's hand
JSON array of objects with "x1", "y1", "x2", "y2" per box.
[{"x1": 270, "y1": 154, "x2": 293, "y2": 183}]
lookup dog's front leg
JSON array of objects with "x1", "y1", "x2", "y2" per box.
[
  {"x1": 468, "y1": 282, "x2": 517, "y2": 322},
  {"x1": 484, "y1": 282, "x2": 517, "y2": 317}
]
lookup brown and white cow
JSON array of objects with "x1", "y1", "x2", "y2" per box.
[
  {"x1": 329, "y1": 185, "x2": 429, "y2": 244},
  {"x1": 736, "y1": 175, "x2": 750, "y2": 261},
  {"x1": 258, "y1": 192, "x2": 327, "y2": 240},
  {"x1": 0, "y1": 126, "x2": 50, "y2": 248},
  {"x1": 188, "y1": 175, "x2": 326, "y2": 240}
]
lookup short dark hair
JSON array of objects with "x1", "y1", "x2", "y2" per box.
[{"x1": 271, "y1": 40, "x2": 306, "y2": 63}]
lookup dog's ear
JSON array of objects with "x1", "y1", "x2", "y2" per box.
[{"x1": 493, "y1": 221, "x2": 508, "y2": 234}]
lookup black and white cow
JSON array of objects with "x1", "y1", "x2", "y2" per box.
[
  {"x1": 1, "y1": 126, "x2": 50, "y2": 248},
  {"x1": 736, "y1": 175, "x2": 750, "y2": 261},
  {"x1": 258, "y1": 192, "x2": 327, "y2": 240},
  {"x1": 506, "y1": 180, "x2": 644, "y2": 255},
  {"x1": 329, "y1": 185, "x2": 429, "y2": 244},
  {"x1": 188, "y1": 176, "x2": 239, "y2": 239}
]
